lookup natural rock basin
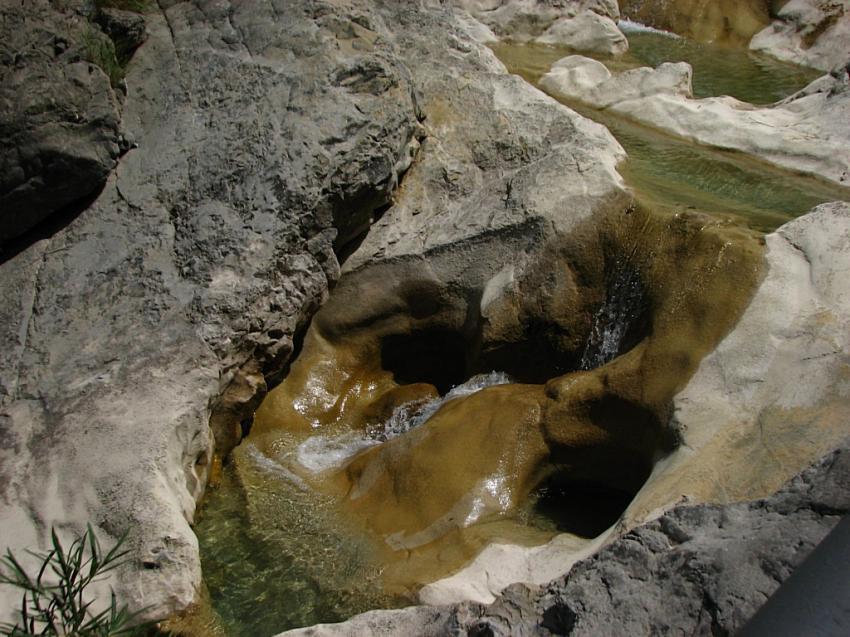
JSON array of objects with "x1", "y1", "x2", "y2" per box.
[
  {"x1": 190, "y1": 23, "x2": 847, "y2": 637},
  {"x1": 193, "y1": 202, "x2": 766, "y2": 635}
]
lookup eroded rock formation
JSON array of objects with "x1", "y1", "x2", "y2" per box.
[
  {"x1": 751, "y1": 0, "x2": 850, "y2": 71},
  {"x1": 277, "y1": 437, "x2": 850, "y2": 636},
  {"x1": 0, "y1": 0, "x2": 125, "y2": 244},
  {"x1": 540, "y1": 54, "x2": 850, "y2": 185},
  {"x1": 453, "y1": 0, "x2": 628, "y2": 54},
  {"x1": 0, "y1": 0, "x2": 424, "y2": 621},
  {"x1": 618, "y1": 0, "x2": 774, "y2": 45}
]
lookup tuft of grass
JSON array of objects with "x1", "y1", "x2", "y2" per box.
[
  {"x1": 0, "y1": 525, "x2": 153, "y2": 636},
  {"x1": 81, "y1": 26, "x2": 125, "y2": 88}
]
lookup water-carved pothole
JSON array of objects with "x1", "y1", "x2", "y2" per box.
[{"x1": 194, "y1": 204, "x2": 764, "y2": 635}]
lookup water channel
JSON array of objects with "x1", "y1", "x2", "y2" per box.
[{"x1": 191, "y1": 26, "x2": 850, "y2": 637}]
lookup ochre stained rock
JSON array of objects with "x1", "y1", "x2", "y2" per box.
[{"x1": 245, "y1": 204, "x2": 765, "y2": 593}]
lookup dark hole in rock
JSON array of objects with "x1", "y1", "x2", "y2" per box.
[
  {"x1": 380, "y1": 329, "x2": 468, "y2": 395},
  {"x1": 541, "y1": 602, "x2": 578, "y2": 634},
  {"x1": 475, "y1": 320, "x2": 580, "y2": 385},
  {"x1": 530, "y1": 476, "x2": 636, "y2": 538}
]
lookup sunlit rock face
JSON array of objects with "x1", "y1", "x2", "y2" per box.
[
  {"x1": 618, "y1": 0, "x2": 773, "y2": 45},
  {"x1": 451, "y1": 0, "x2": 629, "y2": 54}
]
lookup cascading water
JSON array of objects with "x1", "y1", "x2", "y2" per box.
[
  {"x1": 296, "y1": 371, "x2": 513, "y2": 473},
  {"x1": 580, "y1": 262, "x2": 646, "y2": 370}
]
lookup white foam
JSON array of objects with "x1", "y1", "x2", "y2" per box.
[
  {"x1": 292, "y1": 372, "x2": 513, "y2": 474},
  {"x1": 618, "y1": 19, "x2": 680, "y2": 38},
  {"x1": 295, "y1": 432, "x2": 379, "y2": 473}
]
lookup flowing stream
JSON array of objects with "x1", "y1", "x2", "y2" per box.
[{"x1": 193, "y1": 27, "x2": 850, "y2": 637}]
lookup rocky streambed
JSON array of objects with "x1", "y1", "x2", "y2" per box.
[{"x1": 1, "y1": 1, "x2": 849, "y2": 636}]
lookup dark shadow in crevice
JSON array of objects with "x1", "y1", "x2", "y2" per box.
[
  {"x1": 0, "y1": 182, "x2": 106, "y2": 266},
  {"x1": 531, "y1": 476, "x2": 636, "y2": 539},
  {"x1": 380, "y1": 329, "x2": 468, "y2": 395}
]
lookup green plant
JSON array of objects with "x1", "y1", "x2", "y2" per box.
[
  {"x1": 81, "y1": 27, "x2": 125, "y2": 88},
  {"x1": 0, "y1": 525, "x2": 150, "y2": 636}
]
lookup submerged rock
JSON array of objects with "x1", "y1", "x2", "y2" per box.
[{"x1": 619, "y1": 0, "x2": 772, "y2": 46}]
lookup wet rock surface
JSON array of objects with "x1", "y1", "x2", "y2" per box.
[
  {"x1": 277, "y1": 438, "x2": 850, "y2": 636},
  {"x1": 619, "y1": 0, "x2": 772, "y2": 46},
  {"x1": 1, "y1": 0, "x2": 849, "y2": 633}
]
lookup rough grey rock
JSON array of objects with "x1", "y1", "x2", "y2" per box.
[
  {"x1": 277, "y1": 439, "x2": 850, "y2": 636},
  {"x1": 0, "y1": 0, "x2": 123, "y2": 244},
  {"x1": 0, "y1": 0, "x2": 422, "y2": 621},
  {"x1": 750, "y1": 0, "x2": 850, "y2": 72},
  {"x1": 0, "y1": 0, "x2": 627, "y2": 624},
  {"x1": 95, "y1": 7, "x2": 148, "y2": 59}
]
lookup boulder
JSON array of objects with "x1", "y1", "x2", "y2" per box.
[
  {"x1": 540, "y1": 56, "x2": 693, "y2": 106},
  {"x1": 540, "y1": 55, "x2": 850, "y2": 185},
  {"x1": 451, "y1": 0, "x2": 626, "y2": 53},
  {"x1": 751, "y1": 0, "x2": 850, "y2": 72},
  {"x1": 535, "y1": 10, "x2": 628, "y2": 55},
  {"x1": 0, "y1": 0, "x2": 123, "y2": 245}
]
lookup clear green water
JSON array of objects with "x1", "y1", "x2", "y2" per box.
[
  {"x1": 195, "y1": 445, "x2": 409, "y2": 636},
  {"x1": 491, "y1": 35, "x2": 850, "y2": 232},
  {"x1": 622, "y1": 30, "x2": 821, "y2": 105}
]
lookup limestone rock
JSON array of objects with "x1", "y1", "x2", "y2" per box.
[
  {"x1": 0, "y1": 0, "x2": 122, "y2": 244},
  {"x1": 540, "y1": 56, "x2": 693, "y2": 106},
  {"x1": 751, "y1": 0, "x2": 850, "y2": 72},
  {"x1": 540, "y1": 55, "x2": 850, "y2": 185},
  {"x1": 0, "y1": 0, "x2": 423, "y2": 622},
  {"x1": 451, "y1": 0, "x2": 623, "y2": 46},
  {"x1": 535, "y1": 10, "x2": 628, "y2": 55},
  {"x1": 465, "y1": 439, "x2": 850, "y2": 636}
]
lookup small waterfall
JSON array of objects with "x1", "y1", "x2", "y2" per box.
[
  {"x1": 617, "y1": 19, "x2": 680, "y2": 38},
  {"x1": 369, "y1": 371, "x2": 513, "y2": 441},
  {"x1": 580, "y1": 263, "x2": 647, "y2": 370},
  {"x1": 294, "y1": 372, "x2": 512, "y2": 473}
]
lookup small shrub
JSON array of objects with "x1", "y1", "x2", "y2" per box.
[{"x1": 0, "y1": 525, "x2": 150, "y2": 636}]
